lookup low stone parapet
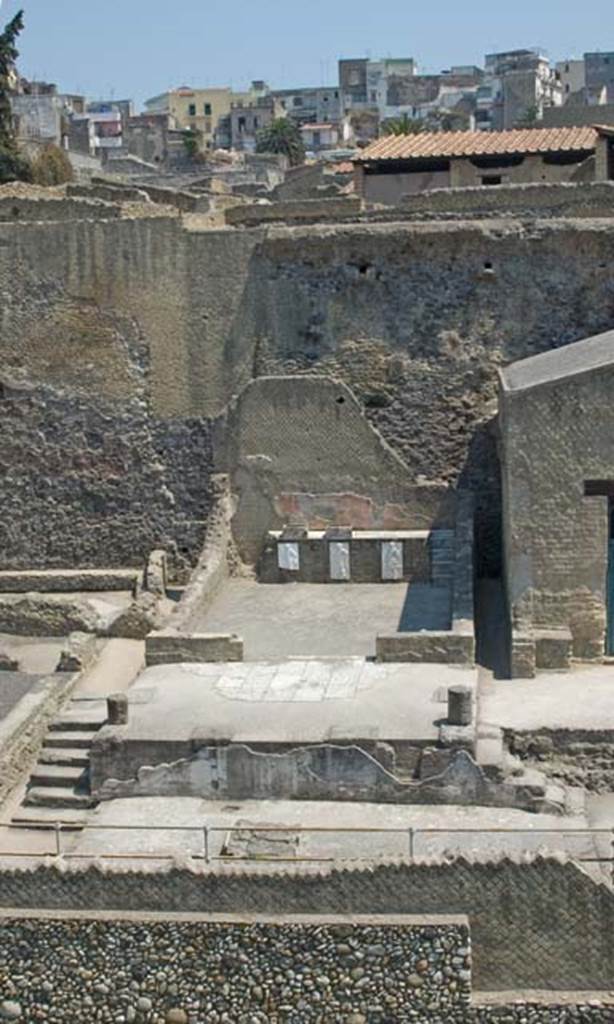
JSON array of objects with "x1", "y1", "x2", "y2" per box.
[
  {"x1": 145, "y1": 631, "x2": 243, "y2": 666},
  {"x1": 376, "y1": 631, "x2": 475, "y2": 665},
  {"x1": 225, "y1": 196, "x2": 361, "y2": 227},
  {"x1": 0, "y1": 569, "x2": 140, "y2": 594}
]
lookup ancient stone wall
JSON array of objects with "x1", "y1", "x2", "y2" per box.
[
  {"x1": 500, "y1": 361, "x2": 614, "y2": 656},
  {"x1": 4, "y1": 206, "x2": 614, "y2": 574},
  {"x1": 0, "y1": 857, "x2": 612, "y2": 991},
  {"x1": 219, "y1": 375, "x2": 454, "y2": 562},
  {"x1": 401, "y1": 180, "x2": 614, "y2": 219},
  {"x1": 241, "y1": 218, "x2": 614, "y2": 571},
  {"x1": 0, "y1": 215, "x2": 213, "y2": 577},
  {"x1": 2, "y1": 910, "x2": 610, "y2": 1023}
]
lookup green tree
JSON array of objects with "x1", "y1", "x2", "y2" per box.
[
  {"x1": 182, "y1": 127, "x2": 203, "y2": 160},
  {"x1": 516, "y1": 104, "x2": 540, "y2": 128},
  {"x1": 381, "y1": 113, "x2": 424, "y2": 136},
  {"x1": 32, "y1": 143, "x2": 73, "y2": 185},
  {"x1": 0, "y1": 9, "x2": 32, "y2": 183},
  {"x1": 256, "y1": 118, "x2": 305, "y2": 166}
]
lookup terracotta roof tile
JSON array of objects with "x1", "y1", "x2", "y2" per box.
[
  {"x1": 355, "y1": 125, "x2": 600, "y2": 163},
  {"x1": 328, "y1": 161, "x2": 354, "y2": 174}
]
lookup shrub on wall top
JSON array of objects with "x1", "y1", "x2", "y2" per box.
[{"x1": 32, "y1": 144, "x2": 74, "y2": 186}]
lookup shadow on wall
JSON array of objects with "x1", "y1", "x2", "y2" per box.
[{"x1": 214, "y1": 374, "x2": 458, "y2": 565}]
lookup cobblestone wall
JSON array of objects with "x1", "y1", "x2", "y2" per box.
[
  {"x1": 0, "y1": 914, "x2": 471, "y2": 1023},
  {"x1": 0, "y1": 856, "x2": 612, "y2": 992},
  {"x1": 0, "y1": 912, "x2": 611, "y2": 1024}
]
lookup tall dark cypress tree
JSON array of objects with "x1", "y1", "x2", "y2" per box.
[{"x1": 0, "y1": 10, "x2": 32, "y2": 182}]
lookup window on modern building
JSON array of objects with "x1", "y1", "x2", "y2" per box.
[
  {"x1": 293, "y1": 96, "x2": 303, "y2": 107},
  {"x1": 370, "y1": 91, "x2": 377, "y2": 102},
  {"x1": 349, "y1": 71, "x2": 360, "y2": 86},
  {"x1": 188, "y1": 103, "x2": 196, "y2": 116},
  {"x1": 334, "y1": 90, "x2": 339, "y2": 98},
  {"x1": 204, "y1": 103, "x2": 212, "y2": 115}
]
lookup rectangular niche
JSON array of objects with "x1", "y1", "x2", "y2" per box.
[
  {"x1": 381, "y1": 540, "x2": 404, "y2": 581},
  {"x1": 329, "y1": 541, "x2": 351, "y2": 581}
]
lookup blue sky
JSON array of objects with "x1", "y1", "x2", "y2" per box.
[{"x1": 8, "y1": 0, "x2": 613, "y2": 110}]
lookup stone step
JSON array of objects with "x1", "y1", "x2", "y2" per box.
[
  {"x1": 39, "y1": 748, "x2": 90, "y2": 768},
  {"x1": 10, "y1": 807, "x2": 88, "y2": 828},
  {"x1": 511, "y1": 766, "x2": 548, "y2": 798},
  {"x1": 24, "y1": 787, "x2": 95, "y2": 810},
  {"x1": 49, "y1": 718, "x2": 105, "y2": 733},
  {"x1": 29, "y1": 765, "x2": 88, "y2": 788},
  {"x1": 45, "y1": 731, "x2": 98, "y2": 749}
]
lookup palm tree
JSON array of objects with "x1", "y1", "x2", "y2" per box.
[
  {"x1": 256, "y1": 118, "x2": 305, "y2": 166},
  {"x1": 381, "y1": 113, "x2": 424, "y2": 136}
]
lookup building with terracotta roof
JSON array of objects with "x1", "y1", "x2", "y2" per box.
[{"x1": 353, "y1": 124, "x2": 614, "y2": 204}]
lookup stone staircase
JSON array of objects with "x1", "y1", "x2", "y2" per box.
[
  {"x1": 12, "y1": 699, "x2": 107, "y2": 827},
  {"x1": 474, "y1": 723, "x2": 586, "y2": 816}
]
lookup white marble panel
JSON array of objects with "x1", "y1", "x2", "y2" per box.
[
  {"x1": 278, "y1": 541, "x2": 300, "y2": 571},
  {"x1": 329, "y1": 541, "x2": 351, "y2": 580},
  {"x1": 381, "y1": 540, "x2": 404, "y2": 581}
]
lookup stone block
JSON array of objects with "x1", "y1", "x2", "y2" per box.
[
  {"x1": 419, "y1": 747, "x2": 455, "y2": 780},
  {"x1": 280, "y1": 526, "x2": 308, "y2": 541},
  {"x1": 257, "y1": 540, "x2": 281, "y2": 583},
  {"x1": 107, "y1": 693, "x2": 129, "y2": 725},
  {"x1": 145, "y1": 549, "x2": 168, "y2": 597},
  {"x1": 324, "y1": 527, "x2": 353, "y2": 541},
  {"x1": 403, "y1": 538, "x2": 431, "y2": 582},
  {"x1": 145, "y1": 632, "x2": 243, "y2": 666},
  {"x1": 376, "y1": 632, "x2": 475, "y2": 665},
  {"x1": 349, "y1": 539, "x2": 379, "y2": 582},
  {"x1": 298, "y1": 540, "x2": 328, "y2": 583},
  {"x1": 534, "y1": 628, "x2": 573, "y2": 670},
  {"x1": 510, "y1": 633, "x2": 536, "y2": 679}
]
